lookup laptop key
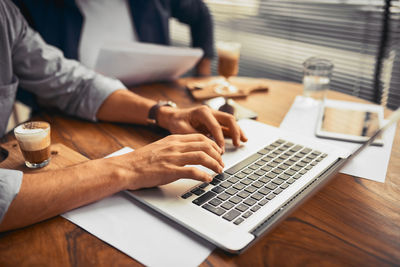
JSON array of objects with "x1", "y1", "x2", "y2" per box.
[
  {"x1": 243, "y1": 198, "x2": 257, "y2": 207},
  {"x1": 261, "y1": 166, "x2": 272, "y2": 172},
  {"x1": 251, "y1": 205, "x2": 261, "y2": 212},
  {"x1": 233, "y1": 183, "x2": 245, "y2": 190},
  {"x1": 228, "y1": 177, "x2": 240, "y2": 184},
  {"x1": 259, "y1": 199, "x2": 269, "y2": 206},
  {"x1": 236, "y1": 204, "x2": 250, "y2": 212},
  {"x1": 255, "y1": 170, "x2": 266, "y2": 176},
  {"x1": 245, "y1": 186, "x2": 257, "y2": 193},
  {"x1": 294, "y1": 174, "x2": 302, "y2": 179},
  {"x1": 202, "y1": 204, "x2": 226, "y2": 216},
  {"x1": 249, "y1": 164, "x2": 259, "y2": 170},
  {"x1": 272, "y1": 178, "x2": 284, "y2": 185},
  {"x1": 192, "y1": 191, "x2": 216, "y2": 206},
  {"x1": 242, "y1": 168, "x2": 253, "y2": 175},
  {"x1": 266, "y1": 193, "x2": 276, "y2": 200},
  {"x1": 258, "y1": 176, "x2": 271, "y2": 184},
  {"x1": 211, "y1": 186, "x2": 224, "y2": 193},
  {"x1": 287, "y1": 178, "x2": 296, "y2": 184},
  {"x1": 280, "y1": 183, "x2": 289, "y2": 189},
  {"x1": 220, "y1": 181, "x2": 233, "y2": 189},
  {"x1": 274, "y1": 188, "x2": 283, "y2": 195},
  {"x1": 251, "y1": 192, "x2": 264, "y2": 201},
  {"x1": 235, "y1": 172, "x2": 247, "y2": 179},
  {"x1": 221, "y1": 201, "x2": 235, "y2": 210},
  {"x1": 258, "y1": 188, "x2": 271, "y2": 195},
  {"x1": 208, "y1": 198, "x2": 223, "y2": 206},
  {"x1": 272, "y1": 168, "x2": 283, "y2": 174},
  {"x1": 191, "y1": 188, "x2": 205, "y2": 196},
  {"x1": 240, "y1": 178, "x2": 252, "y2": 185},
  {"x1": 266, "y1": 172, "x2": 277, "y2": 179},
  {"x1": 290, "y1": 145, "x2": 303, "y2": 152},
  {"x1": 225, "y1": 188, "x2": 239, "y2": 195},
  {"x1": 255, "y1": 160, "x2": 265, "y2": 166},
  {"x1": 223, "y1": 210, "x2": 241, "y2": 221},
  {"x1": 233, "y1": 217, "x2": 245, "y2": 225},
  {"x1": 252, "y1": 181, "x2": 264, "y2": 188},
  {"x1": 225, "y1": 153, "x2": 262, "y2": 175},
  {"x1": 257, "y1": 148, "x2": 270, "y2": 155},
  {"x1": 278, "y1": 174, "x2": 290, "y2": 180},
  {"x1": 242, "y1": 211, "x2": 253, "y2": 218},
  {"x1": 210, "y1": 178, "x2": 221, "y2": 186},
  {"x1": 217, "y1": 193, "x2": 230, "y2": 201},
  {"x1": 181, "y1": 192, "x2": 193, "y2": 199},
  {"x1": 301, "y1": 148, "x2": 312, "y2": 154},
  {"x1": 266, "y1": 182, "x2": 278, "y2": 190},
  {"x1": 248, "y1": 174, "x2": 259, "y2": 181},
  {"x1": 229, "y1": 196, "x2": 242, "y2": 204},
  {"x1": 215, "y1": 173, "x2": 230, "y2": 180},
  {"x1": 238, "y1": 190, "x2": 250, "y2": 199},
  {"x1": 199, "y1": 182, "x2": 209, "y2": 189}
]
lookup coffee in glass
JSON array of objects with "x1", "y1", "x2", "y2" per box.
[
  {"x1": 215, "y1": 41, "x2": 241, "y2": 95},
  {"x1": 14, "y1": 121, "x2": 51, "y2": 168}
]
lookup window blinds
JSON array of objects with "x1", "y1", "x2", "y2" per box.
[{"x1": 170, "y1": 0, "x2": 400, "y2": 109}]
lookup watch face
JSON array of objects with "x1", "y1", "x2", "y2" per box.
[{"x1": 162, "y1": 101, "x2": 177, "y2": 108}]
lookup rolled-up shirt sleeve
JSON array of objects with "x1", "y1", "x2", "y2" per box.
[
  {"x1": 8, "y1": 2, "x2": 125, "y2": 121},
  {"x1": 0, "y1": 169, "x2": 23, "y2": 223}
]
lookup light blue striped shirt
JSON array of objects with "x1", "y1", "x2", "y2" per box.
[{"x1": 0, "y1": 0, "x2": 126, "y2": 223}]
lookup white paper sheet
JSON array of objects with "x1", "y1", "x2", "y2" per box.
[
  {"x1": 95, "y1": 42, "x2": 203, "y2": 86},
  {"x1": 279, "y1": 96, "x2": 397, "y2": 182},
  {"x1": 62, "y1": 147, "x2": 215, "y2": 267}
]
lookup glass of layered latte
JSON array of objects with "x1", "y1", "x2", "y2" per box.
[
  {"x1": 14, "y1": 121, "x2": 51, "y2": 168},
  {"x1": 215, "y1": 41, "x2": 241, "y2": 95}
]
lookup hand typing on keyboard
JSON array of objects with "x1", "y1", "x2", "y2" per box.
[{"x1": 106, "y1": 134, "x2": 226, "y2": 189}]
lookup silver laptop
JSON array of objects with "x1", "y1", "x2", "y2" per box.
[{"x1": 125, "y1": 108, "x2": 400, "y2": 254}]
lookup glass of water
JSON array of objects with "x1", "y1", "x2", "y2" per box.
[{"x1": 302, "y1": 57, "x2": 334, "y2": 102}]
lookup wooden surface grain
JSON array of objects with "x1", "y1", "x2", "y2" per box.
[{"x1": 0, "y1": 78, "x2": 399, "y2": 266}]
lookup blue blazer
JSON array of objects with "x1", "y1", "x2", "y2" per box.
[{"x1": 13, "y1": 0, "x2": 215, "y2": 60}]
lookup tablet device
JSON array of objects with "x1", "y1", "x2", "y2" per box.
[{"x1": 315, "y1": 99, "x2": 384, "y2": 146}]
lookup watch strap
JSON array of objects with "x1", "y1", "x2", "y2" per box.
[{"x1": 147, "y1": 101, "x2": 176, "y2": 126}]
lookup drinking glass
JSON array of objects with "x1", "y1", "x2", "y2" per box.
[
  {"x1": 214, "y1": 41, "x2": 241, "y2": 95},
  {"x1": 302, "y1": 57, "x2": 334, "y2": 102},
  {"x1": 14, "y1": 121, "x2": 51, "y2": 168}
]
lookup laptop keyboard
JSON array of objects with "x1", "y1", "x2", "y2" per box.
[{"x1": 181, "y1": 139, "x2": 328, "y2": 225}]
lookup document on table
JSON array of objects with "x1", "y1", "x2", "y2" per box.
[
  {"x1": 279, "y1": 96, "x2": 397, "y2": 182},
  {"x1": 62, "y1": 147, "x2": 214, "y2": 267},
  {"x1": 95, "y1": 42, "x2": 203, "y2": 86}
]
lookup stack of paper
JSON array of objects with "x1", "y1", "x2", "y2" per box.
[{"x1": 95, "y1": 42, "x2": 203, "y2": 86}]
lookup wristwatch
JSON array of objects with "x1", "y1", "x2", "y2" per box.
[{"x1": 147, "y1": 100, "x2": 177, "y2": 126}]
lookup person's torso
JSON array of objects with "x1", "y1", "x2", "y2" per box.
[{"x1": 75, "y1": 0, "x2": 138, "y2": 69}]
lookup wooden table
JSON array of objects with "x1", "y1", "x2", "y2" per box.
[{"x1": 0, "y1": 78, "x2": 399, "y2": 266}]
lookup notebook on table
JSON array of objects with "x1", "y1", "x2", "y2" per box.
[{"x1": 125, "y1": 108, "x2": 400, "y2": 254}]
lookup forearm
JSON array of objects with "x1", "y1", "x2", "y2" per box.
[
  {"x1": 96, "y1": 89, "x2": 157, "y2": 125},
  {"x1": 0, "y1": 158, "x2": 127, "y2": 232}
]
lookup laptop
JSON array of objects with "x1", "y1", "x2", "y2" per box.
[{"x1": 125, "y1": 108, "x2": 400, "y2": 254}]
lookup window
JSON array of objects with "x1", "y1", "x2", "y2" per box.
[{"x1": 170, "y1": 0, "x2": 400, "y2": 109}]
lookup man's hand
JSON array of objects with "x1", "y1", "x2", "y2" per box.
[
  {"x1": 157, "y1": 105, "x2": 247, "y2": 151},
  {"x1": 109, "y1": 134, "x2": 224, "y2": 190}
]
